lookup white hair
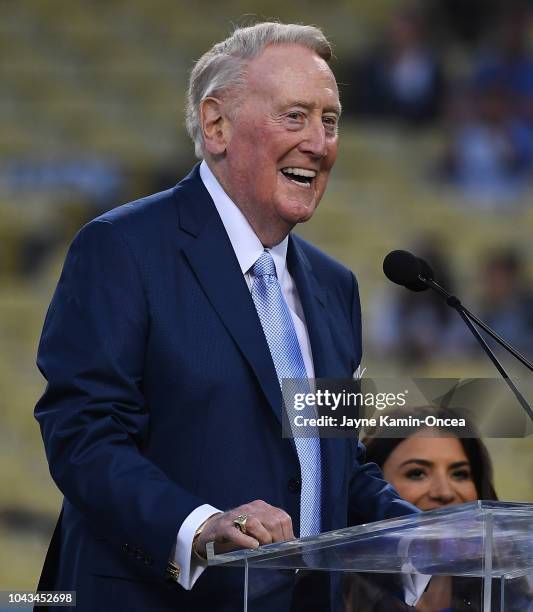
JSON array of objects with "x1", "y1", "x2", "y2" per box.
[{"x1": 185, "y1": 22, "x2": 333, "y2": 159}]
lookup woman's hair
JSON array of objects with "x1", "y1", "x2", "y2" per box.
[{"x1": 363, "y1": 405, "x2": 498, "y2": 501}]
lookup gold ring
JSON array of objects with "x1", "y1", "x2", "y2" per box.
[{"x1": 233, "y1": 514, "x2": 248, "y2": 534}]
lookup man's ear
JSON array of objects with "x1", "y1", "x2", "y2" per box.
[{"x1": 200, "y1": 97, "x2": 231, "y2": 155}]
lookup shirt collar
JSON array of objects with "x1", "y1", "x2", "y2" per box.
[{"x1": 199, "y1": 160, "x2": 289, "y2": 281}]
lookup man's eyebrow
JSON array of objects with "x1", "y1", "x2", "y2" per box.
[
  {"x1": 324, "y1": 101, "x2": 342, "y2": 116},
  {"x1": 278, "y1": 100, "x2": 342, "y2": 116}
]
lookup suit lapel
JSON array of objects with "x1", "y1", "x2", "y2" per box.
[
  {"x1": 287, "y1": 236, "x2": 335, "y2": 380},
  {"x1": 288, "y1": 237, "x2": 348, "y2": 532},
  {"x1": 174, "y1": 166, "x2": 283, "y2": 424}
]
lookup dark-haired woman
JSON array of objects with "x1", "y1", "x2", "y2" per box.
[{"x1": 344, "y1": 406, "x2": 531, "y2": 611}]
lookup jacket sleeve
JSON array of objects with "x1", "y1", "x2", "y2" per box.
[
  {"x1": 348, "y1": 440, "x2": 419, "y2": 525},
  {"x1": 35, "y1": 219, "x2": 206, "y2": 579}
]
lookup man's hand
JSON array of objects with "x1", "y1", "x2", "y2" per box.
[{"x1": 193, "y1": 500, "x2": 295, "y2": 559}]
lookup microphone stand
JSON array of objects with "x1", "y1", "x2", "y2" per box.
[{"x1": 419, "y1": 275, "x2": 533, "y2": 422}]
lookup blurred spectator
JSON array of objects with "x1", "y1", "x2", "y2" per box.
[
  {"x1": 438, "y1": 81, "x2": 533, "y2": 207},
  {"x1": 435, "y1": 3, "x2": 533, "y2": 207},
  {"x1": 370, "y1": 239, "x2": 467, "y2": 368},
  {"x1": 341, "y1": 7, "x2": 445, "y2": 125},
  {"x1": 429, "y1": 0, "x2": 501, "y2": 48},
  {"x1": 18, "y1": 227, "x2": 62, "y2": 279},
  {"x1": 477, "y1": 248, "x2": 533, "y2": 360},
  {"x1": 473, "y1": 3, "x2": 533, "y2": 126}
]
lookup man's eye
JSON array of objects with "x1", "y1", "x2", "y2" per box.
[
  {"x1": 287, "y1": 112, "x2": 304, "y2": 121},
  {"x1": 323, "y1": 117, "x2": 339, "y2": 136},
  {"x1": 405, "y1": 468, "x2": 426, "y2": 480}
]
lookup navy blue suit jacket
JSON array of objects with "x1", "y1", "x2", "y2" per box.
[{"x1": 35, "y1": 165, "x2": 417, "y2": 611}]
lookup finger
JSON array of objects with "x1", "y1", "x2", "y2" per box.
[
  {"x1": 245, "y1": 499, "x2": 270, "y2": 514},
  {"x1": 234, "y1": 501, "x2": 279, "y2": 541},
  {"x1": 278, "y1": 512, "x2": 295, "y2": 541},
  {"x1": 260, "y1": 515, "x2": 284, "y2": 542},
  {"x1": 243, "y1": 516, "x2": 273, "y2": 545},
  {"x1": 231, "y1": 501, "x2": 294, "y2": 542},
  {"x1": 260, "y1": 509, "x2": 294, "y2": 542},
  {"x1": 215, "y1": 524, "x2": 260, "y2": 553}
]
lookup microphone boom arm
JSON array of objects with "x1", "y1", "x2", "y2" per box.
[
  {"x1": 418, "y1": 275, "x2": 533, "y2": 422},
  {"x1": 419, "y1": 276, "x2": 533, "y2": 372}
]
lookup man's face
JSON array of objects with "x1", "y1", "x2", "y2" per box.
[{"x1": 217, "y1": 44, "x2": 340, "y2": 245}]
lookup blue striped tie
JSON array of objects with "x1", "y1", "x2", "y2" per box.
[{"x1": 250, "y1": 251, "x2": 321, "y2": 537}]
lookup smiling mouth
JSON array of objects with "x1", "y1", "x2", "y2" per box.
[{"x1": 280, "y1": 167, "x2": 317, "y2": 189}]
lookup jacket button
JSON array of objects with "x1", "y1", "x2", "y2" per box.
[{"x1": 288, "y1": 477, "x2": 301, "y2": 493}]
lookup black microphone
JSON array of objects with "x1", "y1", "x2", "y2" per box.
[
  {"x1": 382, "y1": 249, "x2": 533, "y2": 421},
  {"x1": 383, "y1": 250, "x2": 433, "y2": 292}
]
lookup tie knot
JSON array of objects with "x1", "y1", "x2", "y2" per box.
[{"x1": 251, "y1": 251, "x2": 277, "y2": 278}]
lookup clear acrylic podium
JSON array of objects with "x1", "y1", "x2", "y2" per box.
[{"x1": 207, "y1": 502, "x2": 533, "y2": 611}]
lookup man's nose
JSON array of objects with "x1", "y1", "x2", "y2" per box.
[
  {"x1": 299, "y1": 117, "x2": 328, "y2": 158},
  {"x1": 427, "y1": 474, "x2": 457, "y2": 505}
]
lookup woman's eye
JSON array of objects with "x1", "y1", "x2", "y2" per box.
[
  {"x1": 451, "y1": 469, "x2": 471, "y2": 481},
  {"x1": 405, "y1": 468, "x2": 426, "y2": 480}
]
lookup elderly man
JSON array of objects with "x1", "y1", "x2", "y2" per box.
[{"x1": 35, "y1": 22, "x2": 418, "y2": 612}]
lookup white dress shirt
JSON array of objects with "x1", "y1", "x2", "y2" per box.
[{"x1": 172, "y1": 160, "x2": 314, "y2": 589}]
